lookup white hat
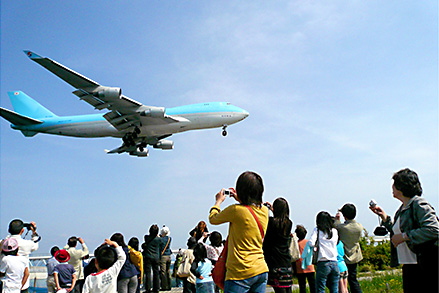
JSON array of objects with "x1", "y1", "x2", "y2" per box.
[{"x1": 160, "y1": 226, "x2": 170, "y2": 236}]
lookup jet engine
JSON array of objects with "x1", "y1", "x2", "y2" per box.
[
  {"x1": 129, "y1": 147, "x2": 149, "y2": 157},
  {"x1": 141, "y1": 107, "x2": 166, "y2": 118},
  {"x1": 94, "y1": 87, "x2": 122, "y2": 99},
  {"x1": 153, "y1": 140, "x2": 174, "y2": 150}
]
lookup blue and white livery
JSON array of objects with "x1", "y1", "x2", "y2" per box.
[{"x1": 0, "y1": 51, "x2": 249, "y2": 157}]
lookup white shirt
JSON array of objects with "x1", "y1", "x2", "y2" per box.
[
  {"x1": 309, "y1": 227, "x2": 339, "y2": 262},
  {"x1": 393, "y1": 217, "x2": 417, "y2": 264},
  {"x1": 8, "y1": 234, "x2": 39, "y2": 258},
  {"x1": 82, "y1": 246, "x2": 126, "y2": 293},
  {"x1": 0, "y1": 255, "x2": 29, "y2": 292},
  {"x1": 3, "y1": 234, "x2": 38, "y2": 289}
]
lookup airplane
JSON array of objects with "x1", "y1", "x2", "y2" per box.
[{"x1": 0, "y1": 51, "x2": 249, "y2": 157}]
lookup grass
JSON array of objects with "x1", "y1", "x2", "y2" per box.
[{"x1": 289, "y1": 270, "x2": 403, "y2": 293}]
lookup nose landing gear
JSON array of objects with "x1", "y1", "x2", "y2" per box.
[{"x1": 222, "y1": 125, "x2": 228, "y2": 136}]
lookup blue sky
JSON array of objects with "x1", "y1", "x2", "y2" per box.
[{"x1": 1, "y1": 1, "x2": 437, "y2": 254}]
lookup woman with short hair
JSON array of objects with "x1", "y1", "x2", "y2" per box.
[
  {"x1": 370, "y1": 168, "x2": 439, "y2": 292},
  {"x1": 142, "y1": 225, "x2": 161, "y2": 293}
]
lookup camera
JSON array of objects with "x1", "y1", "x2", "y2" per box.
[
  {"x1": 23, "y1": 223, "x2": 35, "y2": 230},
  {"x1": 224, "y1": 189, "x2": 231, "y2": 196},
  {"x1": 369, "y1": 199, "x2": 377, "y2": 208}
]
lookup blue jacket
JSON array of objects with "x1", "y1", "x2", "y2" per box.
[
  {"x1": 160, "y1": 236, "x2": 172, "y2": 256},
  {"x1": 301, "y1": 241, "x2": 313, "y2": 270}
]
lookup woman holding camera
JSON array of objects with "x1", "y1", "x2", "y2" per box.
[
  {"x1": 370, "y1": 168, "x2": 439, "y2": 292},
  {"x1": 262, "y1": 197, "x2": 293, "y2": 293},
  {"x1": 209, "y1": 171, "x2": 269, "y2": 293}
]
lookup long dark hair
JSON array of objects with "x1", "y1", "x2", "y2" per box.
[
  {"x1": 272, "y1": 197, "x2": 292, "y2": 237},
  {"x1": 316, "y1": 211, "x2": 334, "y2": 239},
  {"x1": 110, "y1": 233, "x2": 127, "y2": 247}
]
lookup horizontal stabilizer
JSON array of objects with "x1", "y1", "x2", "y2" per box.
[{"x1": 0, "y1": 107, "x2": 43, "y2": 126}]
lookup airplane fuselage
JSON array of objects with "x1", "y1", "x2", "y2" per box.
[{"x1": 11, "y1": 101, "x2": 248, "y2": 138}]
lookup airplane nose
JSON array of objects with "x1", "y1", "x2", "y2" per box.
[{"x1": 239, "y1": 109, "x2": 249, "y2": 121}]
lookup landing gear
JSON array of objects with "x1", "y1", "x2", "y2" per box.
[
  {"x1": 222, "y1": 125, "x2": 228, "y2": 136},
  {"x1": 122, "y1": 127, "x2": 141, "y2": 146}
]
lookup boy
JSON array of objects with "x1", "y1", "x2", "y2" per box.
[
  {"x1": 54, "y1": 249, "x2": 77, "y2": 292},
  {"x1": 0, "y1": 238, "x2": 30, "y2": 292},
  {"x1": 46, "y1": 246, "x2": 60, "y2": 293},
  {"x1": 82, "y1": 238, "x2": 126, "y2": 293}
]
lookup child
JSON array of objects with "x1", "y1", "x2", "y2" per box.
[
  {"x1": 54, "y1": 249, "x2": 77, "y2": 292},
  {"x1": 0, "y1": 238, "x2": 29, "y2": 292},
  {"x1": 82, "y1": 238, "x2": 126, "y2": 293},
  {"x1": 190, "y1": 243, "x2": 214, "y2": 293},
  {"x1": 337, "y1": 241, "x2": 348, "y2": 293}
]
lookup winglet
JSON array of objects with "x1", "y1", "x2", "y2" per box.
[{"x1": 23, "y1": 50, "x2": 43, "y2": 60}]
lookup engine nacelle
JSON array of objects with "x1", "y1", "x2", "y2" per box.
[
  {"x1": 129, "y1": 147, "x2": 149, "y2": 157},
  {"x1": 153, "y1": 140, "x2": 174, "y2": 150},
  {"x1": 94, "y1": 87, "x2": 122, "y2": 99},
  {"x1": 141, "y1": 107, "x2": 166, "y2": 118}
]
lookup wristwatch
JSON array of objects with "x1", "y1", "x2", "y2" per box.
[{"x1": 402, "y1": 232, "x2": 409, "y2": 241}]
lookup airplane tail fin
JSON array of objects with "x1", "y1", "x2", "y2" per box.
[{"x1": 7, "y1": 91, "x2": 57, "y2": 119}]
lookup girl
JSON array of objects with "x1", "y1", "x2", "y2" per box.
[
  {"x1": 309, "y1": 211, "x2": 339, "y2": 293},
  {"x1": 191, "y1": 243, "x2": 214, "y2": 293}
]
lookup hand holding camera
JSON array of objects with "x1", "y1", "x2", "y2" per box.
[{"x1": 23, "y1": 222, "x2": 36, "y2": 232}]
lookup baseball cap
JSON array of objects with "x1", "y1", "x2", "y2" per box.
[{"x1": 2, "y1": 238, "x2": 19, "y2": 252}]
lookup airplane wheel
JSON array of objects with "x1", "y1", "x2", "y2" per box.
[{"x1": 222, "y1": 130, "x2": 227, "y2": 136}]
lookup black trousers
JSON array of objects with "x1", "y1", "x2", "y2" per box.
[
  {"x1": 297, "y1": 272, "x2": 316, "y2": 293},
  {"x1": 346, "y1": 263, "x2": 362, "y2": 293},
  {"x1": 144, "y1": 257, "x2": 160, "y2": 293}
]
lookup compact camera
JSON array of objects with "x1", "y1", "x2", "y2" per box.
[
  {"x1": 224, "y1": 189, "x2": 231, "y2": 196},
  {"x1": 369, "y1": 199, "x2": 377, "y2": 208}
]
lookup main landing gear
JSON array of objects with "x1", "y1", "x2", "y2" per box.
[
  {"x1": 222, "y1": 125, "x2": 228, "y2": 136},
  {"x1": 122, "y1": 127, "x2": 141, "y2": 146}
]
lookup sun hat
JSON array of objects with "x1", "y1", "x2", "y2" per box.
[
  {"x1": 54, "y1": 249, "x2": 70, "y2": 263},
  {"x1": 2, "y1": 238, "x2": 19, "y2": 252},
  {"x1": 160, "y1": 226, "x2": 170, "y2": 236}
]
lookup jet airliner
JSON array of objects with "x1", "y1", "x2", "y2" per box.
[{"x1": 0, "y1": 51, "x2": 249, "y2": 157}]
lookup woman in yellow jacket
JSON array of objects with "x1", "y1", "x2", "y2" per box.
[{"x1": 209, "y1": 171, "x2": 269, "y2": 293}]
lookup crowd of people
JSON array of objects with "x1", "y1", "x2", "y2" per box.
[{"x1": 0, "y1": 168, "x2": 438, "y2": 293}]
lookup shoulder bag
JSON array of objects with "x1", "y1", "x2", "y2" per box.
[
  {"x1": 311, "y1": 230, "x2": 320, "y2": 265},
  {"x1": 289, "y1": 233, "x2": 301, "y2": 262},
  {"x1": 177, "y1": 251, "x2": 192, "y2": 278}
]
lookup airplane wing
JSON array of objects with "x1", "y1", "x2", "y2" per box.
[{"x1": 24, "y1": 51, "x2": 184, "y2": 133}]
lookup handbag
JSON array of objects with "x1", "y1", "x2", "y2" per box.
[
  {"x1": 176, "y1": 252, "x2": 191, "y2": 278},
  {"x1": 289, "y1": 233, "x2": 300, "y2": 262},
  {"x1": 311, "y1": 230, "x2": 320, "y2": 265},
  {"x1": 212, "y1": 205, "x2": 265, "y2": 290},
  {"x1": 212, "y1": 238, "x2": 228, "y2": 290}
]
